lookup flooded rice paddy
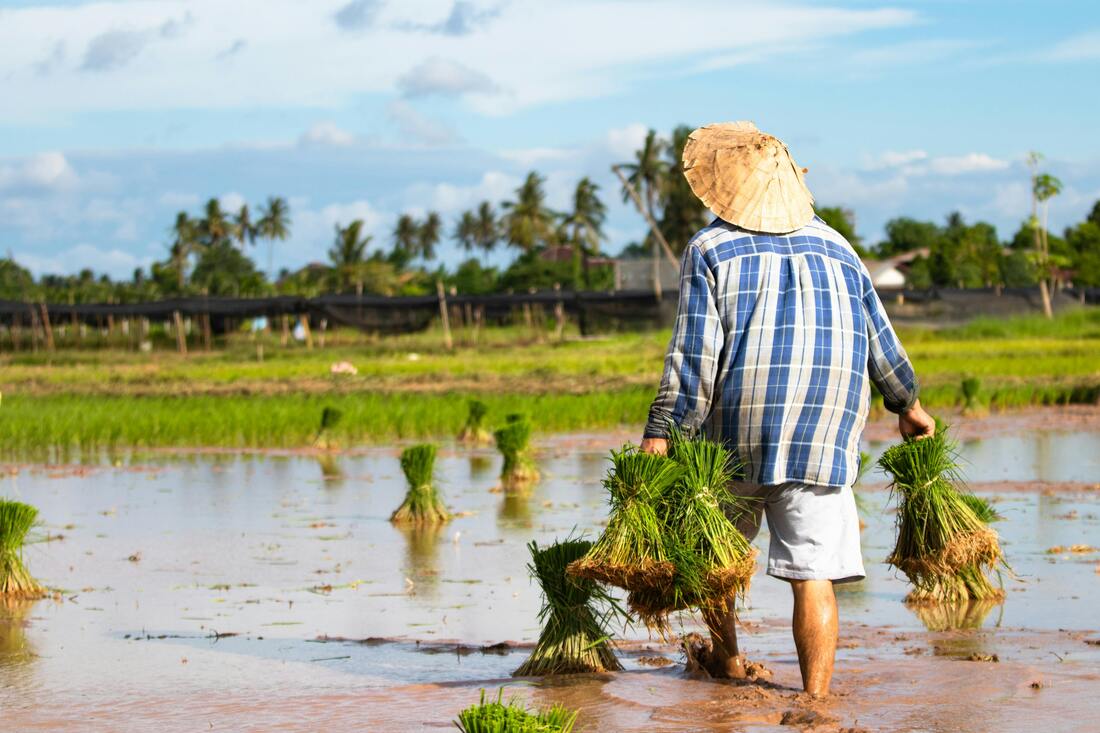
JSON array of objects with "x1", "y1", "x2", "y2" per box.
[{"x1": 2, "y1": 408, "x2": 1099, "y2": 731}]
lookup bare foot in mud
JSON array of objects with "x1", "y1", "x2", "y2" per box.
[{"x1": 681, "y1": 633, "x2": 773, "y2": 681}]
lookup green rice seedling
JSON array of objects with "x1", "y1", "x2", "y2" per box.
[
  {"x1": 454, "y1": 688, "x2": 578, "y2": 733},
  {"x1": 961, "y1": 376, "x2": 984, "y2": 415},
  {"x1": 627, "y1": 434, "x2": 757, "y2": 631},
  {"x1": 567, "y1": 447, "x2": 685, "y2": 591},
  {"x1": 390, "y1": 444, "x2": 450, "y2": 525},
  {"x1": 513, "y1": 538, "x2": 623, "y2": 676},
  {"x1": 494, "y1": 418, "x2": 539, "y2": 490},
  {"x1": 0, "y1": 500, "x2": 45, "y2": 598},
  {"x1": 878, "y1": 426, "x2": 1005, "y2": 605},
  {"x1": 458, "y1": 400, "x2": 492, "y2": 444},
  {"x1": 313, "y1": 406, "x2": 343, "y2": 450}
]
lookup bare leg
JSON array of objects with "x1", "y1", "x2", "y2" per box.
[
  {"x1": 790, "y1": 579, "x2": 838, "y2": 696},
  {"x1": 701, "y1": 602, "x2": 746, "y2": 679}
]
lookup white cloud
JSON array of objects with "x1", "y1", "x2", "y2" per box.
[
  {"x1": 867, "y1": 149, "x2": 928, "y2": 169},
  {"x1": 605, "y1": 123, "x2": 649, "y2": 161},
  {"x1": 1046, "y1": 30, "x2": 1100, "y2": 62},
  {"x1": 0, "y1": 151, "x2": 79, "y2": 191},
  {"x1": 927, "y1": 153, "x2": 1010, "y2": 175},
  {"x1": 299, "y1": 121, "x2": 356, "y2": 147},
  {"x1": 499, "y1": 147, "x2": 577, "y2": 167},
  {"x1": 15, "y1": 243, "x2": 152, "y2": 279},
  {"x1": 0, "y1": 1, "x2": 916, "y2": 119},
  {"x1": 218, "y1": 191, "x2": 247, "y2": 212},
  {"x1": 406, "y1": 170, "x2": 521, "y2": 215},
  {"x1": 290, "y1": 198, "x2": 387, "y2": 265},
  {"x1": 386, "y1": 100, "x2": 459, "y2": 146},
  {"x1": 396, "y1": 57, "x2": 499, "y2": 98}
]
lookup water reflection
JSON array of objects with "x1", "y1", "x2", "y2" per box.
[
  {"x1": 498, "y1": 493, "x2": 534, "y2": 530},
  {"x1": 315, "y1": 454, "x2": 345, "y2": 484},
  {"x1": 397, "y1": 524, "x2": 444, "y2": 591},
  {"x1": 908, "y1": 599, "x2": 1003, "y2": 632},
  {"x1": 0, "y1": 597, "x2": 37, "y2": 668}
]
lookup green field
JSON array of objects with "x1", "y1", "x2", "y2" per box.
[{"x1": 1, "y1": 310, "x2": 1097, "y2": 452}]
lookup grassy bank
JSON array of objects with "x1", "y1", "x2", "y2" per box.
[{"x1": 0, "y1": 310, "x2": 1096, "y2": 451}]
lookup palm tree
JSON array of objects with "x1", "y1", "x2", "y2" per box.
[
  {"x1": 1027, "y1": 152, "x2": 1063, "y2": 318},
  {"x1": 328, "y1": 219, "x2": 372, "y2": 294},
  {"x1": 257, "y1": 196, "x2": 291, "y2": 277},
  {"x1": 454, "y1": 210, "x2": 478, "y2": 253},
  {"x1": 418, "y1": 211, "x2": 442, "y2": 261},
  {"x1": 393, "y1": 213, "x2": 419, "y2": 266},
  {"x1": 620, "y1": 129, "x2": 667, "y2": 223},
  {"x1": 659, "y1": 125, "x2": 710, "y2": 253},
  {"x1": 169, "y1": 211, "x2": 198, "y2": 291},
  {"x1": 501, "y1": 172, "x2": 556, "y2": 252},
  {"x1": 201, "y1": 198, "x2": 231, "y2": 247},
  {"x1": 234, "y1": 204, "x2": 256, "y2": 248},
  {"x1": 473, "y1": 201, "x2": 498, "y2": 254},
  {"x1": 562, "y1": 177, "x2": 607, "y2": 290}
]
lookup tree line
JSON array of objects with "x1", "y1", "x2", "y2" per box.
[{"x1": 0, "y1": 132, "x2": 1097, "y2": 304}]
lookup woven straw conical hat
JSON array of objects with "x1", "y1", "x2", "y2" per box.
[{"x1": 682, "y1": 121, "x2": 814, "y2": 234}]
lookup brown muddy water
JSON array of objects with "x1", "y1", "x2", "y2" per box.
[{"x1": 2, "y1": 417, "x2": 1100, "y2": 732}]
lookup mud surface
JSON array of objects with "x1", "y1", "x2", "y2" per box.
[{"x1": 1, "y1": 411, "x2": 1099, "y2": 731}]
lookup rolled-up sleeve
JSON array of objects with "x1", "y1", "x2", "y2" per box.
[
  {"x1": 861, "y1": 269, "x2": 919, "y2": 414},
  {"x1": 644, "y1": 243, "x2": 724, "y2": 438}
]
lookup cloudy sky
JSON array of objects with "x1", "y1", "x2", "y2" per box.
[{"x1": 2, "y1": 0, "x2": 1099, "y2": 278}]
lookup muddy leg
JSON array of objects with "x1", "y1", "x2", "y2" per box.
[
  {"x1": 701, "y1": 601, "x2": 746, "y2": 679},
  {"x1": 790, "y1": 579, "x2": 837, "y2": 697}
]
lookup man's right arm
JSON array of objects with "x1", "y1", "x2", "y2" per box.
[{"x1": 860, "y1": 269, "x2": 934, "y2": 438}]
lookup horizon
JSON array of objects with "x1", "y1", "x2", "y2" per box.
[{"x1": 2, "y1": 0, "x2": 1099, "y2": 279}]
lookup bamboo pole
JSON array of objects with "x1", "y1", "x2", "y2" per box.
[
  {"x1": 553, "y1": 282, "x2": 565, "y2": 341},
  {"x1": 39, "y1": 302, "x2": 55, "y2": 352},
  {"x1": 299, "y1": 314, "x2": 313, "y2": 349},
  {"x1": 280, "y1": 314, "x2": 290, "y2": 347},
  {"x1": 173, "y1": 310, "x2": 187, "y2": 355},
  {"x1": 436, "y1": 279, "x2": 453, "y2": 350},
  {"x1": 202, "y1": 313, "x2": 213, "y2": 351}
]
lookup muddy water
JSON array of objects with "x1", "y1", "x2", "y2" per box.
[{"x1": 1, "y1": 422, "x2": 1099, "y2": 731}]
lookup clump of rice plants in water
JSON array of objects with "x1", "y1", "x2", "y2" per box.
[
  {"x1": 961, "y1": 376, "x2": 983, "y2": 414},
  {"x1": 878, "y1": 426, "x2": 1005, "y2": 605},
  {"x1": 454, "y1": 688, "x2": 578, "y2": 733},
  {"x1": 568, "y1": 447, "x2": 684, "y2": 591},
  {"x1": 514, "y1": 538, "x2": 623, "y2": 676},
  {"x1": 313, "y1": 406, "x2": 343, "y2": 450},
  {"x1": 0, "y1": 500, "x2": 45, "y2": 599},
  {"x1": 494, "y1": 417, "x2": 539, "y2": 490},
  {"x1": 628, "y1": 434, "x2": 757, "y2": 632},
  {"x1": 390, "y1": 444, "x2": 450, "y2": 525},
  {"x1": 457, "y1": 400, "x2": 492, "y2": 444}
]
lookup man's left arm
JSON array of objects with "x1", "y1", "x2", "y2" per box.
[{"x1": 641, "y1": 243, "x2": 724, "y2": 454}]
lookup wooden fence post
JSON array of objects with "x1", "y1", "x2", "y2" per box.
[
  {"x1": 173, "y1": 310, "x2": 187, "y2": 355},
  {"x1": 553, "y1": 283, "x2": 565, "y2": 341},
  {"x1": 39, "y1": 302, "x2": 55, "y2": 352},
  {"x1": 436, "y1": 280, "x2": 453, "y2": 350},
  {"x1": 299, "y1": 314, "x2": 313, "y2": 350},
  {"x1": 280, "y1": 314, "x2": 290, "y2": 347}
]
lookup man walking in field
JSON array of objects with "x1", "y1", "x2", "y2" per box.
[{"x1": 640, "y1": 122, "x2": 935, "y2": 697}]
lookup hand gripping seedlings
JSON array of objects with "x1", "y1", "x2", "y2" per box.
[
  {"x1": 566, "y1": 447, "x2": 685, "y2": 592},
  {"x1": 627, "y1": 434, "x2": 757, "y2": 632},
  {"x1": 457, "y1": 400, "x2": 492, "y2": 444},
  {"x1": 494, "y1": 417, "x2": 539, "y2": 491},
  {"x1": 454, "y1": 688, "x2": 578, "y2": 733},
  {"x1": 0, "y1": 499, "x2": 45, "y2": 599},
  {"x1": 313, "y1": 406, "x2": 343, "y2": 450},
  {"x1": 878, "y1": 426, "x2": 1005, "y2": 605},
  {"x1": 390, "y1": 444, "x2": 451, "y2": 525},
  {"x1": 513, "y1": 538, "x2": 623, "y2": 676}
]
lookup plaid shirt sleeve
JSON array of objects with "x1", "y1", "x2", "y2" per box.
[
  {"x1": 860, "y1": 266, "x2": 919, "y2": 414},
  {"x1": 644, "y1": 243, "x2": 724, "y2": 439}
]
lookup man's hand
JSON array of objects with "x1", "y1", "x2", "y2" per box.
[
  {"x1": 898, "y1": 399, "x2": 935, "y2": 440},
  {"x1": 640, "y1": 437, "x2": 669, "y2": 456}
]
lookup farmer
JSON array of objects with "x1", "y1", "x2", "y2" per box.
[{"x1": 640, "y1": 122, "x2": 935, "y2": 697}]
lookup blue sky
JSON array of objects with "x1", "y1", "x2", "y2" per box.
[{"x1": 1, "y1": 0, "x2": 1098, "y2": 278}]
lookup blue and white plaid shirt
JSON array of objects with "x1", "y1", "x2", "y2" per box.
[{"x1": 644, "y1": 216, "x2": 919, "y2": 488}]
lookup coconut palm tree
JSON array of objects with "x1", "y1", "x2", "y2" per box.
[
  {"x1": 169, "y1": 211, "x2": 198, "y2": 291},
  {"x1": 620, "y1": 129, "x2": 668, "y2": 224},
  {"x1": 501, "y1": 172, "x2": 557, "y2": 252},
  {"x1": 234, "y1": 204, "x2": 256, "y2": 248},
  {"x1": 474, "y1": 201, "x2": 499, "y2": 254},
  {"x1": 257, "y1": 196, "x2": 291, "y2": 276},
  {"x1": 1027, "y1": 152, "x2": 1063, "y2": 318},
  {"x1": 454, "y1": 210, "x2": 478, "y2": 253},
  {"x1": 418, "y1": 211, "x2": 442, "y2": 262},
  {"x1": 659, "y1": 125, "x2": 710, "y2": 253},
  {"x1": 328, "y1": 219, "x2": 372, "y2": 294},
  {"x1": 564, "y1": 177, "x2": 606, "y2": 254},
  {"x1": 200, "y1": 198, "x2": 232, "y2": 247},
  {"x1": 392, "y1": 213, "x2": 419, "y2": 267}
]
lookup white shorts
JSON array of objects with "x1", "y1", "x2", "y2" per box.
[{"x1": 727, "y1": 480, "x2": 865, "y2": 584}]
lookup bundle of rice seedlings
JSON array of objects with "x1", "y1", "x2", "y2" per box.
[
  {"x1": 457, "y1": 400, "x2": 493, "y2": 444},
  {"x1": 313, "y1": 406, "x2": 343, "y2": 450},
  {"x1": 627, "y1": 435, "x2": 757, "y2": 631},
  {"x1": 513, "y1": 538, "x2": 623, "y2": 676},
  {"x1": 0, "y1": 500, "x2": 45, "y2": 599},
  {"x1": 390, "y1": 444, "x2": 450, "y2": 525},
  {"x1": 494, "y1": 418, "x2": 539, "y2": 490},
  {"x1": 566, "y1": 447, "x2": 684, "y2": 591},
  {"x1": 878, "y1": 427, "x2": 1004, "y2": 605},
  {"x1": 454, "y1": 688, "x2": 578, "y2": 733},
  {"x1": 961, "y1": 377, "x2": 984, "y2": 414}
]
